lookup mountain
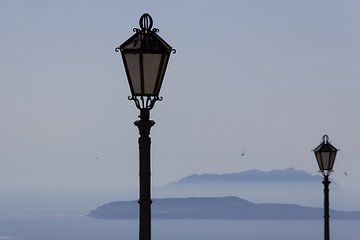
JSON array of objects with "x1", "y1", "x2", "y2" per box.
[
  {"x1": 168, "y1": 168, "x2": 322, "y2": 185},
  {"x1": 153, "y1": 168, "x2": 334, "y2": 209},
  {"x1": 88, "y1": 196, "x2": 360, "y2": 220}
]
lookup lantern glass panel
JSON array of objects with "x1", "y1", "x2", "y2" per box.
[
  {"x1": 124, "y1": 52, "x2": 141, "y2": 95},
  {"x1": 320, "y1": 152, "x2": 331, "y2": 170},
  {"x1": 154, "y1": 54, "x2": 169, "y2": 94},
  {"x1": 329, "y1": 152, "x2": 337, "y2": 170},
  {"x1": 143, "y1": 53, "x2": 162, "y2": 95},
  {"x1": 315, "y1": 151, "x2": 323, "y2": 169}
]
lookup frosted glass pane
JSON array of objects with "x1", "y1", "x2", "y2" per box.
[
  {"x1": 315, "y1": 152, "x2": 323, "y2": 169},
  {"x1": 143, "y1": 53, "x2": 162, "y2": 95},
  {"x1": 329, "y1": 152, "x2": 337, "y2": 169},
  {"x1": 154, "y1": 54, "x2": 169, "y2": 95},
  {"x1": 124, "y1": 53, "x2": 141, "y2": 94},
  {"x1": 321, "y1": 152, "x2": 330, "y2": 170}
]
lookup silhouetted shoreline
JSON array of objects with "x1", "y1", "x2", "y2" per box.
[{"x1": 88, "y1": 196, "x2": 360, "y2": 220}]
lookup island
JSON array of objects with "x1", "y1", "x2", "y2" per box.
[{"x1": 88, "y1": 196, "x2": 360, "y2": 220}]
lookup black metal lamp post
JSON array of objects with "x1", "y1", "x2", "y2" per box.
[
  {"x1": 313, "y1": 135, "x2": 338, "y2": 240},
  {"x1": 116, "y1": 13, "x2": 175, "y2": 240}
]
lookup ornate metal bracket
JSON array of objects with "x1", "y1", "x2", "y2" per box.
[{"x1": 128, "y1": 95, "x2": 163, "y2": 110}]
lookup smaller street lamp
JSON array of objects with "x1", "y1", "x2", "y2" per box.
[
  {"x1": 115, "y1": 13, "x2": 175, "y2": 240},
  {"x1": 313, "y1": 135, "x2": 338, "y2": 240}
]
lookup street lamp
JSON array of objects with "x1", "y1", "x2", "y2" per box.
[
  {"x1": 313, "y1": 135, "x2": 338, "y2": 240},
  {"x1": 115, "y1": 13, "x2": 175, "y2": 240}
]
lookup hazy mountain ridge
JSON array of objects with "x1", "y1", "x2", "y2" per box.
[
  {"x1": 169, "y1": 168, "x2": 322, "y2": 186},
  {"x1": 88, "y1": 196, "x2": 360, "y2": 220},
  {"x1": 152, "y1": 168, "x2": 352, "y2": 210}
]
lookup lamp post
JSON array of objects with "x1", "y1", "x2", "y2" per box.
[
  {"x1": 115, "y1": 13, "x2": 175, "y2": 240},
  {"x1": 313, "y1": 135, "x2": 338, "y2": 240}
]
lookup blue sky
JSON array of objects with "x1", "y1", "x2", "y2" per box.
[{"x1": 0, "y1": 1, "x2": 359, "y2": 198}]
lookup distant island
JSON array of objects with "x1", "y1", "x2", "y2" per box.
[{"x1": 88, "y1": 196, "x2": 360, "y2": 220}]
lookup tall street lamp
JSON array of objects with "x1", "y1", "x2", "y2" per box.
[
  {"x1": 115, "y1": 13, "x2": 175, "y2": 240},
  {"x1": 313, "y1": 135, "x2": 338, "y2": 240}
]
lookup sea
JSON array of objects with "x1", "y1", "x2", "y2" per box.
[{"x1": 0, "y1": 215, "x2": 358, "y2": 240}]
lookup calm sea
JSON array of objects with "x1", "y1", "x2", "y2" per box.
[{"x1": 0, "y1": 215, "x2": 358, "y2": 240}]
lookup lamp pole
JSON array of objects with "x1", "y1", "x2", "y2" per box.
[
  {"x1": 323, "y1": 175, "x2": 330, "y2": 240},
  {"x1": 116, "y1": 13, "x2": 175, "y2": 240},
  {"x1": 136, "y1": 108, "x2": 154, "y2": 240},
  {"x1": 313, "y1": 135, "x2": 338, "y2": 240}
]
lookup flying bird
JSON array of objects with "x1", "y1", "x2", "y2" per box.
[
  {"x1": 344, "y1": 171, "x2": 348, "y2": 176},
  {"x1": 241, "y1": 151, "x2": 246, "y2": 157}
]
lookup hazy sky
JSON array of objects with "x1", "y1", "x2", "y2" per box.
[{"x1": 1, "y1": 1, "x2": 359, "y2": 195}]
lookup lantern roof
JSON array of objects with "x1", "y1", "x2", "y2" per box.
[
  {"x1": 314, "y1": 135, "x2": 338, "y2": 153},
  {"x1": 117, "y1": 13, "x2": 174, "y2": 53}
]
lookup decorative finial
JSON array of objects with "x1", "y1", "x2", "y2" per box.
[
  {"x1": 322, "y1": 135, "x2": 329, "y2": 143},
  {"x1": 139, "y1": 13, "x2": 153, "y2": 31}
]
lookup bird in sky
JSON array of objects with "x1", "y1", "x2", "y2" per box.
[
  {"x1": 241, "y1": 151, "x2": 246, "y2": 157},
  {"x1": 344, "y1": 171, "x2": 348, "y2": 176}
]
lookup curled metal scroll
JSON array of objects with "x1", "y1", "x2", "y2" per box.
[{"x1": 128, "y1": 96, "x2": 163, "y2": 110}]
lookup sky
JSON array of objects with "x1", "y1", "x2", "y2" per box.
[{"x1": 0, "y1": 0, "x2": 360, "y2": 198}]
